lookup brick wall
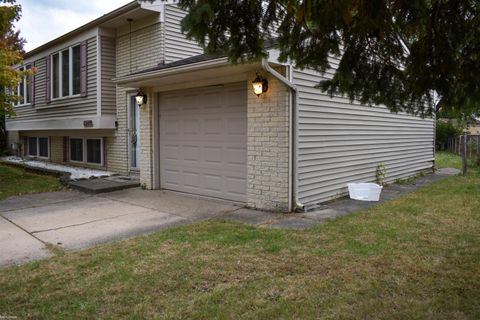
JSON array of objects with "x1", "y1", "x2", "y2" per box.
[
  {"x1": 107, "y1": 17, "x2": 163, "y2": 175},
  {"x1": 5, "y1": 130, "x2": 19, "y2": 155},
  {"x1": 246, "y1": 70, "x2": 290, "y2": 211},
  {"x1": 50, "y1": 136, "x2": 64, "y2": 163},
  {"x1": 139, "y1": 90, "x2": 154, "y2": 189}
]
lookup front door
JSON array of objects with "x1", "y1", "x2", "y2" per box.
[{"x1": 129, "y1": 96, "x2": 141, "y2": 170}]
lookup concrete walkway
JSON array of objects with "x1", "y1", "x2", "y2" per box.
[
  {"x1": 223, "y1": 168, "x2": 461, "y2": 229},
  {"x1": 0, "y1": 168, "x2": 459, "y2": 267},
  {"x1": 0, "y1": 190, "x2": 238, "y2": 267}
]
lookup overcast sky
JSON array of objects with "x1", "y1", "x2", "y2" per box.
[{"x1": 15, "y1": 0, "x2": 133, "y2": 52}]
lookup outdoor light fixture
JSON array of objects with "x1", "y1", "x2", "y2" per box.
[
  {"x1": 252, "y1": 73, "x2": 268, "y2": 97},
  {"x1": 135, "y1": 90, "x2": 147, "y2": 107}
]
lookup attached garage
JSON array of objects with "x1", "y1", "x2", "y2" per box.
[{"x1": 158, "y1": 82, "x2": 247, "y2": 202}]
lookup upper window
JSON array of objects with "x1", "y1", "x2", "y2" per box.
[
  {"x1": 51, "y1": 44, "x2": 81, "y2": 99},
  {"x1": 15, "y1": 65, "x2": 32, "y2": 106}
]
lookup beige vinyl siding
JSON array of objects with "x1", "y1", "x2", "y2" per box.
[
  {"x1": 101, "y1": 36, "x2": 116, "y2": 115},
  {"x1": 164, "y1": 5, "x2": 203, "y2": 63},
  {"x1": 293, "y1": 66, "x2": 435, "y2": 206},
  {"x1": 8, "y1": 37, "x2": 98, "y2": 123},
  {"x1": 115, "y1": 15, "x2": 162, "y2": 77}
]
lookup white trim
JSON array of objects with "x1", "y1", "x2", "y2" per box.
[
  {"x1": 5, "y1": 115, "x2": 117, "y2": 131},
  {"x1": 96, "y1": 35, "x2": 102, "y2": 116}
]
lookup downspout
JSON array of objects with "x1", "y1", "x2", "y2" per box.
[{"x1": 261, "y1": 58, "x2": 304, "y2": 212}]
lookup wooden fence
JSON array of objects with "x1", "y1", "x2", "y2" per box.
[{"x1": 446, "y1": 135, "x2": 480, "y2": 159}]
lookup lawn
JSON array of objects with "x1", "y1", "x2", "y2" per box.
[
  {"x1": 436, "y1": 151, "x2": 463, "y2": 169},
  {"x1": 1, "y1": 154, "x2": 479, "y2": 319},
  {"x1": 0, "y1": 163, "x2": 64, "y2": 200}
]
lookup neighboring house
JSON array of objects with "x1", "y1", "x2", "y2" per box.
[
  {"x1": 467, "y1": 118, "x2": 480, "y2": 135},
  {"x1": 5, "y1": 1, "x2": 435, "y2": 212}
]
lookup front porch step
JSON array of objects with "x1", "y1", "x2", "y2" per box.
[{"x1": 67, "y1": 176, "x2": 140, "y2": 194}]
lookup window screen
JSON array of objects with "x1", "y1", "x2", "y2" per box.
[
  {"x1": 62, "y1": 49, "x2": 70, "y2": 97},
  {"x1": 38, "y1": 137, "x2": 49, "y2": 158},
  {"x1": 52, "y1": 53, "x2": 60, "y2": 98},
  {"x1": 72, "y1": 45, "x2": 81, "y2": 95},
  {"x1": 28, "y1": 137, "x2": 37, "y2": 156},
  {"x1": 70, "y1": 138, "x2": 83, "y2": 161},
  {"x1": 86, "y1": 139, "x2": 101, "y2": 164}
]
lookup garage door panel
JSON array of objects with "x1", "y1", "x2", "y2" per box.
[
  {"x1": 159, "y1": 82, "x2": 247, "y2": 202},
  {"x1": 226, "y1": 176, "x2": 247, "y2": 196}
]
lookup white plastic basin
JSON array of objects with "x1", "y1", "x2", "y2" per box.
[{"x1": 347, "y1": 183, "x2": 383, "y2": 201}]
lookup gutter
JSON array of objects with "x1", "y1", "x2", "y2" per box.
[
  {"x1": 261, "y1": 58, "x2": 304, "y2": 212},
  {"x1": 114, "y1": 57, "x2": 230, "y2": 85}
]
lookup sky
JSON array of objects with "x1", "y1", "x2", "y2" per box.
[{"x1": 15, "y1": 0, "x2": 133, "y2": 52}]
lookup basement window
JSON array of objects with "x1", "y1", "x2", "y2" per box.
[
  {"x1": 27, "y1": 137, "x2": 49, "y2": 158},
  {"x1": 69, "y1": 137, "x2": 103, "y2": 165}
]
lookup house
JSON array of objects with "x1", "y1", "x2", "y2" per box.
[
  {"x1": 467, "y1": 118, "x2": 480, "y2": 135},
  {"x1": 5, "y1": 1, "x2": 435, "y2": 212}
]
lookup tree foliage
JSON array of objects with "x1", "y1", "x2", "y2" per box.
[
  {"x1": 0, "y1": 0, "x2": 26, "y2": 117},
  {"x1": 176, "y1": 0, "x2": 480, "y2": 116},
  {"x1": 435, "y1": 120, "x2": 463, "y2": 150}
]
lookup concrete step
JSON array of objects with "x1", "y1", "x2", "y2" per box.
[{"x1": 67, "y1": 176, "x2": 140, "y2": 194}]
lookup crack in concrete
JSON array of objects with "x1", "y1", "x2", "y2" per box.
[
  {"x1": 0, "y1": 195, "x2": 90, "y2": 213},
  {"x1": 29, "y1": 212, "x2": 144, "y2": 234},
  {"x1": 0, "y1": 214, "x2": 48, "y2": 246}
]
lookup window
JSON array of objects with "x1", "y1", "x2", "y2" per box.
[
  {"x1": 15, "y1": 65, "x2": 32, "y2": 106},
  {"x1": 70, "y1": 138, "x2": 83, "y2": 162},
  {"x1": 86, "y1": 139, "x2": 102, "y2": 164},
  {"x1": 27, "y1": 137, "x2": 49, "y2": 158},
  {"x1": 38, "y1": 137, "x2": 49, "y2": 158},
  {"x1": 28, "y1": 137, "x2": 37, "y2": 156},
  {"x1": 69, "y1": 137, "x2": 103, "y2": 165},
  {"x1": 51, "y1": 44, "x2": 81, "y2": 99}
]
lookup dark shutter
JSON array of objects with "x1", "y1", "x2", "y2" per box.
[
  {"x1": 80, "y1": 40, "x2": 88, "y2": 97},
  {"x1": 63, "y1": 136, "x2": 69, "y2": 162},
  {"x1": 30, "y1": 61, "x2": 36, "y2": 106},
  {"x1": 45, "y1": 56, "x2": 51, "y2": 103}
]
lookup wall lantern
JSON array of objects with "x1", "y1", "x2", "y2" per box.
[
  {"x1": 135, "y1": 90, "x2": 147, "y2": 107},
  {"x1": 252, "y1": 74, "x2": 268, "y2": 97}
]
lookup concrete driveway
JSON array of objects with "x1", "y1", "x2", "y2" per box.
[{"x1": 0, "y1": 189, "x2": 239, "y2": 267}]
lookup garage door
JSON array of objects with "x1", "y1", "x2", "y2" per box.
[{"x1": 159, "y1": 82, "x2": 247, "y2": 202}]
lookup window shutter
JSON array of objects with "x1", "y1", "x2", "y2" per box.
[
  {"x1": 30, "y1": 61, "x2": 36, "y2": 106},
  {"x1": 80, "y1": 40, "x2": 88, "y2": 97},
  {"x1": 63, "y1": 136, "x2": 69, "y2": 162},
  {"x1": 45, "y1": 56, "x2": 51, "y2": 103}
]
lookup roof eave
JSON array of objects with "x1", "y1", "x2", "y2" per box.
[{"x1": 114, "y1": 57, "x2": 231, "y2": 86}]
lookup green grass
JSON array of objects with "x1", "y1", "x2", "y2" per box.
[
  {"x1": 0, "y1": 163, "x2": 64, "y2": 200},
  {"x1": 0, "y1": 153, "x2": 479, "y2": 319},
  {"x1": 436, "y1": 151, "x2": 463, "y2": 170}
]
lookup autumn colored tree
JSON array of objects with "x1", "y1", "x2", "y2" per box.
[
  {"x1": 175, "y1": 0, "x2": 480, "y2": 116},
  {"x1": 0, "y1": 0, "x2": 26, "y2": 117}
]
